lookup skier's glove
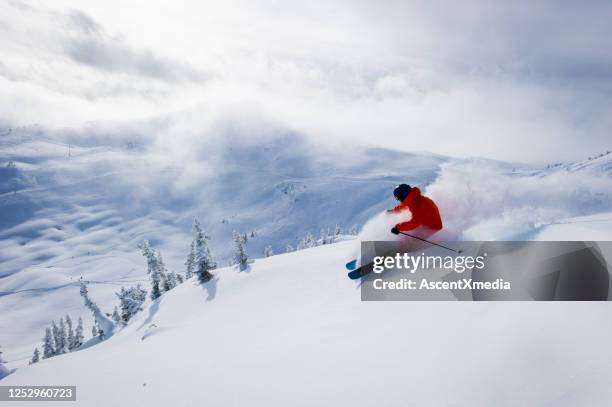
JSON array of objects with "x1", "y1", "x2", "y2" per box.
[{"x1": 391, "y1": 226, "x2": 400, "y2": 235}]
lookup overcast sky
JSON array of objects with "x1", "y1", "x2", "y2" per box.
[{"x1": 1, "y1": 0, "x2": 611, "y2": 162}]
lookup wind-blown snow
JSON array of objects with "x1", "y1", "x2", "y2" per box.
[{"x1": 426, "y1": 157, "x2": 612, "y2": 240}]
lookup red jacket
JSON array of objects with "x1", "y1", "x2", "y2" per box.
[{"x1": 390, "y1": 187, "x2": 443, "y2": 232}]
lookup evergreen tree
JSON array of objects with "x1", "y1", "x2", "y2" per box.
[
  {"x1": 286, "y1": 244, "x2": 294, "y2": 253},
  {"x1": 65, "y1": 315, "x2": 75, "y2": 351},
  {"x1": 157, "y1": 251, "x2": 170, "y2": 292},
  {"x1": 193, "y1": 219, "x2": 216, "y2": 283},
  {"x1": 264, "y1": 245, "x2": 274, "y2": 257},
  {"x1": 150, "y1": 277, "x2": 161, "y2": 300},
  {"x1": 320, "y1": 228, "x2": 329, "y2": 245},
  {"x1": 334, "y1": 224, "x2": 342, "y2": 240},
  {"x1": 232, "y1": 231, "x2": 249, "y2": 271},
  {"x1": 139, "y1": 240, "x2": 162, "y2": 300},
  {"x1": 42, "y1": 327, "x2": 55, "y2": 359},
  {"x1": 74, "y1": 317, "x2": 84, "y2": 349},
  {"x1": 30, "y1": 347, "x2": 40, "y2": 364},
  {"x1": 98, "y1": 325, "x2": 105, "y2": 340},
  {"x1": 176, "y1": 273, "x2": 184, "y2": 284},
  {"x1": 165, "y1": 271, "x2": 179, "y2": 291},
  {"x1": 92, "y1": 322, "x2": 98, "y2": 338},
  {"x1": 0, "y1": 346, "x2": 8, "y2": 379},
  {"x1": 116, "y1": 285, "x2": 147, "y2": 323},
  {"x1": 349, "y1": 225, "x2": 358, "y2": 235},
  {"x1": 112, "y1": 307, "x2": 121, "y2": 323},
  {"x1": 298, "y1": 232, "x2": 316, "y2": 249},
  {"x1": 80, "y1": 280, "x2": 114, "y2": 339},
  {"x1": 185, "y1": 240, "x2": 196, "y2": 279},
  {"x1": 57, "y1": 318, "x2": 67, "y2": 354},
  {"x1": 51, "y1": 320, "x2": 64, "y2": 355}
]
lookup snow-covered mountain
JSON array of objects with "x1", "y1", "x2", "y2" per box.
[
  {"x1": 0, "y1": 123, "x2": 447, "y2": 366},
  {"x1": 3, "y1": 240, "x2": 612, "y2": 406},
  {"x1": 1, "y1": 121, "x2": 611, "y2": 394}
]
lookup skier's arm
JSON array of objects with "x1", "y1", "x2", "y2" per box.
[
  {"x1": 388, "y1": 203, "x2": 404, "y2": 213},
  {"x1": 396, "y1": 210, "x2": 421, "y2": 232},
  {"x1": 396, "y1": 219, "x2": 420, "y2": 232}
]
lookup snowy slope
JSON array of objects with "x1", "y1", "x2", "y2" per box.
[
  {"x1": 0, "y1": 118, "x2": 612, "y2": 378},
  {"x1": 534, "y1": 212, "x2": 612, "y2": 241},
  {"x1": 3, "y1": 240, "x2": 612, "y2": 406},
  {"x1": 1, "y1": 122, "x2": 611, "y2": 378},
  {"x1": 0, "y1": 125, "x2": 446, "y2": 365}
]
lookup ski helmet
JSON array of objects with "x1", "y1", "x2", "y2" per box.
[{"x1": 393, "y1": 184, "x2": 411, "y2": 201}]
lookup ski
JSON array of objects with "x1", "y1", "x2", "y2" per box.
[
  {"x1": 347, "y1": 262, "x2": 375, "y2": 280},
  {"x1": 345, "y1": 259, "x2": 358, "y2": 270}
]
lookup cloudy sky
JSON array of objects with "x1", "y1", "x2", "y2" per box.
[{"x1": 1, "y1": 0, "x2": 611, "y2": 162}]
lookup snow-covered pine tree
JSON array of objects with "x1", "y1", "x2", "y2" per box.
[
  {"x1": 150, "y1": 276, "x2": 161, "y2": 300},
  {"x1": 51, "y1": 320, "x2": 64, "y2": 355},
  {"x1": 42, "y1": 327, "x2": 55, "y2": 359},
  {"x1": 349, "y1": 225, "x2": 358, "y2": 235},
  {"x1": 166, "y1": 271, "x2": 179, "y2": 290},
  {"x1": 176, "y1": 273, "x2": 185, "y2": 284},
  {"x1": 97, "y1": 323, "x2": 105, "y2": 340},
  {"x1": 139, "y1": 240, "x2": 162, "y2": 300},
  {"x1": 92, "y1": 322, "x2": 98, "y2": 338},
  {"x1": 112, "y1": 307, "x2": 121, "y2": 323},
  {"x1": 116, "y1": 285, "x2": 147, "y2": 323},
  {"x1": 0, "y1": 345, "x2": 8, "y2": 379},
  {"x1": 286, "y1": 244, "x2": 294, "y2": 253},
  {"x1": 139, "y1": 240, "x2": 157, "y2": 274},
  {"x1": 74, "y1": 317, "x2": 84, "y2": 349},
  {"x1": 66, "y1": 315, "x2": 75, "y2": 351},
  {"x1": 306, "y1": 232, "x2": 316, "y2": 248},
  {"x1": 232, "y1": 231, "x2": 249, "y2": 271},
  {"x1": 185, "y1": 240, "x2": 196, "y2": 279},
  {"x1": 334, "y1": 224, "x2": 342, "y2": 241},
  {"x1": 157, "y1": 251, "x2": 171, "y2": 292},
  {"x1": 193, "y1": 219, "x2": 216, "y2": 283},
  {"x1": 320, "y1": 228, "x2": 328, "y2": 245},
  {"x1": 264, "y1": 245, "x2": 274, "y2": 257},
  {"x1": 30, "y1": 347, "x2": 40, "y2": 364},
  {"x1": 300, "y1": 232, "x2": 316, "y2": 249},
  {"x1": 57, "y1": 317, "x2": 67, "y2": 354},
  {"x1": 79, "y1": 280, "x2": 114, "y2": 339}
]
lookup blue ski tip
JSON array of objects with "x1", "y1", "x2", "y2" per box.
[
  {"x1": 345, "y1": 259, "x2": 358, "y2": 270},
  {"x1": 347, "y1": 270, "x2": 362, "y2": 280}
]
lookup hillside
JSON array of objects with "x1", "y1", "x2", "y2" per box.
[
  {"x1": 0, "y1": 126, "x2": 446, "y2": 365},
  {"x1": 2, "y1": 124, "x2": 612, "y2": 370},
  {"x1": 3, "y1": 240, "x2": 612, "y2": 406}
]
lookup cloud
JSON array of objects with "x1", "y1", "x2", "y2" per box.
[
  {"x1": 64, "y1": 10, "x2": 205, "y2": 82},
  {"x1": 1, "y1": 0, "x2": 611, "y2": 161}
]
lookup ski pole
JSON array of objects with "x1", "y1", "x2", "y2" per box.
[{"x1": 398, "y1": 231, "x2": 462, "y2": 254}]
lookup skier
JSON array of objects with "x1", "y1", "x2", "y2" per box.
[
  {"x1": 388, "y1": 184, "x2": 442, "y2": 235},
  {"x1": 346, "y1": 184, "x2": 446, "y2": 279}
]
